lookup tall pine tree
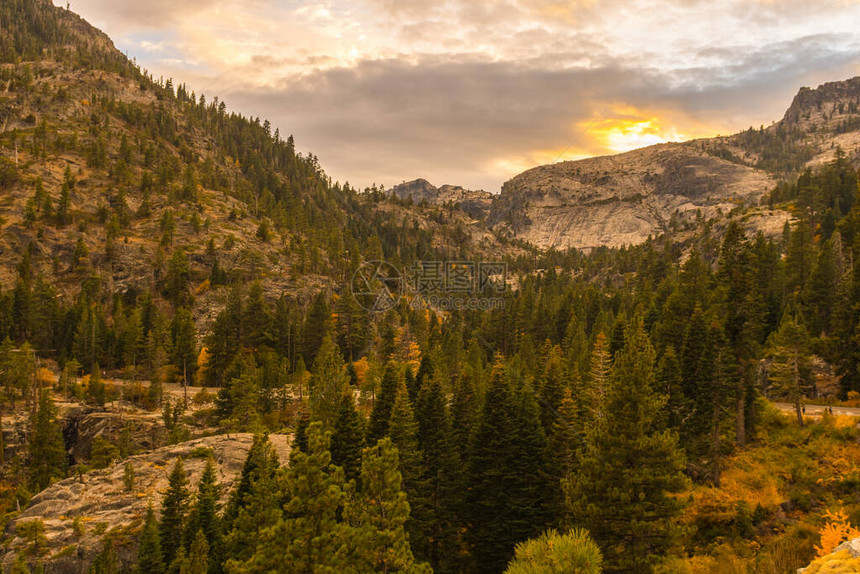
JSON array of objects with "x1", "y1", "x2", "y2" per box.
[{"x1": 566, "y1": 318, "x2": 687, "y2": 573}]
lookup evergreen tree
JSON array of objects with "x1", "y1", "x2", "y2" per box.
[
  {"x1": 161, "y1": 458, "x2": 191, "y2": 566},
  {"x1": 415, "y1": 375, "x2": 462, "y2": 572},
  {"x1": 504, "y1": 528, "x2": 603, "y2": 574},
  {"x1": 566, "y1": 319, "x2": 688, "y2": 573},
  {"x1": 330, "y1": 385, "x2": 365, "y2": 482},
  {"x1": 185, "y1": 458, "x2": 222, "y2": 574},
  {"x1": 465, "y1": 359, "x2": 547, "y2": 573},
  {"x1": 414, "y1": 355, "x2": 434, "y2": 403},
  {"x1": 223, "y1": 436, "x2": 282, "y2": 566},
  {"x1": 584, "y1": 333, "x2": 611, "y2": 423},
  {"x1": 388, "y1": 379, "x2": 426, "y2": 554},
  {"x1": 171, "y1": 308, "x2": 198, "y2": 394},
  {"x1": 343, "y1": 438, "x2": 430, "y2": 573},
  {"x1": 310, "y1": 335, "x2": 345, "y2": 427},
  {"x1": 768, "y1": 313, "x2": 814, "y2": 426},
  {"x1": 292, "y1": 410, "x2": 310, "y2": 453},
  {"x1": 367, "y1": 361, "x2": 398, "y2": 443},
  {"x1": 184, "y1": 530, "x2": 209, "y2": 574},
  {"x1": 546, "y1": 387, "x2": 579, "y2": 526},
  {"x1": 29, "y1": 389, "x2": 68, "y2": 490},
  {"x1": 230, "y1": 423, "x2": 351, "y2": 573},
  {"x1": 89, "y1": 539, "x2": 119, "y2": 574},
  {"x1": 716, "y1": 221, "x2": 761, "y2": 446},
  {"x1": 302, "y1": 292, "x2": 332, "y2": 365},
  {"x1": 537, "y1": 343, "x2": 567, "y2": 432},
  {"x1": 137, "y1": 504, "x2": 166, "y2": 574}
]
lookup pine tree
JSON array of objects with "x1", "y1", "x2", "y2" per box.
[
  {"x1": 413, "y1": 373, "x2": 463, "y2": 572},
  {"x1": 508, "y1": 378, "x2": 551, "y2": 546},
  {"x1": 310, "y1": 335, "x2": 344, "y2": 427},
  {"x1": 185, "y1": 458, "x2": 222, "y2": 573},
  {"x1": 89, "y1": 539, "x2": 119, "y2": 574},
  {"x1": 566, "y1": 319, "x2": 688, "y2": 573},
  {"x1": 584, "y1": 332, "x2": 611, "y2": 423},
  {"x1": 465, "y1": 358, "x2": 547, "y2": 573},
  {"x1": 367, "y1": 361, "x2": 398, "y2": 443},
  {"x1": 29, "y1": 389, "x2": 67, "y2": 490},
  {"x1": 768, "y1": 313, "x2": 814, "y2": 426},
  {"x1": 330, "y1": 385, "x2": 365, "y2": 482},
  {"x1": 137, "y1": 504, "x2": 166, "y2": 574},
  {"x1": 449, "y1": 369, "x2": 478, "y2": 463},
  {"x1": 716, "y1": 220, "x2": 762, "y2": 447},
  {"x1": 537, "y1": 343, "x2": 567, "y2": 432},
  {"x1": 344, "y1": 438, "x2": 431, "y2": 573},
  {"x1": 161, "y1": 458, "x2": 190, "y2": 566},
  {"x1": 546, "y1": 387, "x2": 579, "y2": 526},
  {"x1": 292, "y1": 410, "x2": 310, "y2": 453},
  {"x1": 171, "y1": 308, "x2": 198, "y2": 397},
  {"x1": 223, "y1": 436, "x2": 282, "y2": 566},
  {"x1": 302, "y1": 292, "x2": 332, "y2": 365},
  {"x1": 230, "y1": 423, "x2": 351, "y2": 573},
  {"x1": 504, "y1": 528, "x2": 603, "y2": 574},
  {"x1": 183, "y1": 530, "x2": 209, "y2": 574},
  {"x1": 414, "y1": 355, "x2": 434, "y2": 403},
  {"x1": 388, "y1": 379, "x2": 426, "y2": 554}
]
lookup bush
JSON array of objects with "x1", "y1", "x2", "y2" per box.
[{"x1": 505, "y1": 528, "x2": 603, "y2": 574}]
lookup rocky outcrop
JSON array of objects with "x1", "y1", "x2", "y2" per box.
[
  {"x1": 2, "y1": 433, "x2": 291, "y2": 573},
  {"x1": 64, "y1": 409, "x2": 164, "y2": 465},
  {"x1": 798, "y1": 538, "x2": 860, "y2": 572},
  {"x1": 487, "y1": 77, "x2": 860, "y2": 251},
  {"x1": 489, "y1": 143, "x2": 776, "y2": 250},
  {"x1": 392, "y1": 179, "x2": 494, "y2": 219}
]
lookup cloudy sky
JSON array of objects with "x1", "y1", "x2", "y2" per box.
[{"x1": 59, "y1": 0, "x2": 860, "y2": 191}]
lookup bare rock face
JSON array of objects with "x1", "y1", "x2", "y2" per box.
[
  {"x1": 2, "y1": 433, "x2": 291, "y2": 573},
  {"x1": 489, "y1": 143, "x2": 775, "y2": 250},
  {"x1": 487, "y1": 76, "x2": 860, "y2": 251},
  {"x1": 798, "y1": 537, "x2": 860, "y2": 572},
  {"x1": 392, "y1": 179, "x2": 494, "y2": 219}
]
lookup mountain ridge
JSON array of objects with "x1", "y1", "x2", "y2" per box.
[{"x1": 484, "y1": 76, "x2": 860, "y2": 250}]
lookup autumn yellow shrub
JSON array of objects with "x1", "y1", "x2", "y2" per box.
[{"x1": 815, "y1": 508, "x2": 860, "y2": 557}]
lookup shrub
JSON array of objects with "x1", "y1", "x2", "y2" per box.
[{"x1": 505, "y1": 528, "x2": 603, "y2": 574}]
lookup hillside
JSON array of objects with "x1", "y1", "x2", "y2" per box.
[
  {"x1": 2, "y1": 2, "x2": 860, "y2": 574},
  {"x1": 0, "y1": 0, "x2": 525, "y2": 349},
  {"x1": 490, "y1": 77, "x2": 860, "y2": 250}
]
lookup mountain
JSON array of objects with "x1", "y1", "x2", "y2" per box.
[
  {"x1": 391, "y1": 178, "x2": 493, "y2": 219},
  {"x1": 489, "y1": 77, "x2": 860, "y2": 250},
  {"x1": 0, "y1": 0, "x2": 523, "y2": 345}
]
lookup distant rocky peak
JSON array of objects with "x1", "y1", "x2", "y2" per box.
[{"x1": 782, "y1": 76, "x2": 860, "y2": 128}]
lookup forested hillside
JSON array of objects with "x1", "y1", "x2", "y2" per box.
[{"x1": 2, "y1": 1, "x2": 860, "y2": 573}]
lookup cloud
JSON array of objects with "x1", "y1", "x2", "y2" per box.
[{"x1": 56, "y1": 0, "x2": 860, "y2": 190}]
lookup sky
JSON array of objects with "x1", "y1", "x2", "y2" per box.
[{"x1": 58, "y1": 0, "x2": 860, "y2": 192}]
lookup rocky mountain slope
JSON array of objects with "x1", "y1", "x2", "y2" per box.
[
  {"x1": 489, "y1": 77, "x2": 860, "y2": 250},
  {"x1": 0, "y1": 0, "x2": 525, "y2": 343},
  {"x1": 3, "y1": 433, "x2": 291, "y2": 573}
]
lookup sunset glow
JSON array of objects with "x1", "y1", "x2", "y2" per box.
[{"x1": 59, "y1": 0, "x2": 860, "y2": 190}]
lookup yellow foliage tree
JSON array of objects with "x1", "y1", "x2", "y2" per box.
[
  {"x1": 352, "y1": 357, "x2": 370, "y2": 387},
  {"x1": 815, "y1": 508, "x2": 860, "y2": 557}
]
